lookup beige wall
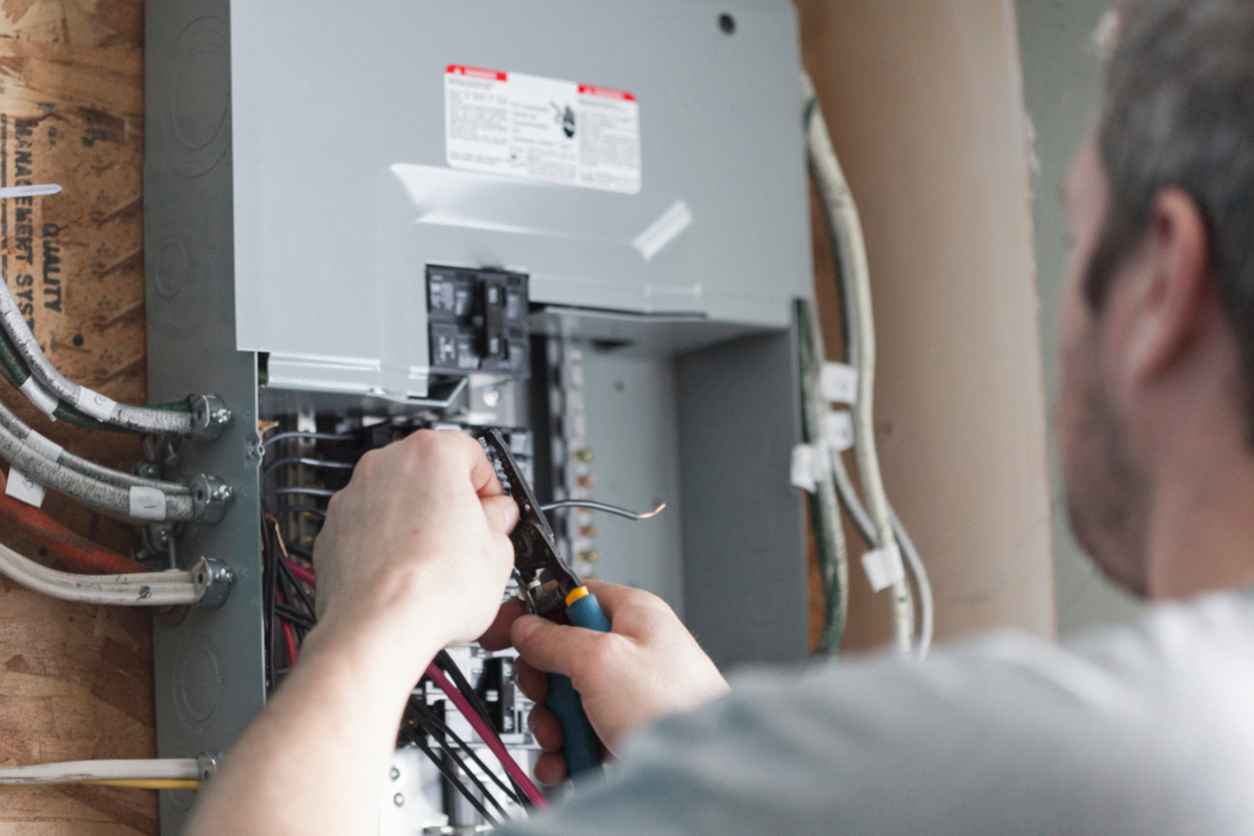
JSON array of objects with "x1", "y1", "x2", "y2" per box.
[{"x1": 796, "y1": 0, "x2": 1056, "y2": 649}]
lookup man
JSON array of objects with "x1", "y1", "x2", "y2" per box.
[{"x1": 189, "y1": 0, "x2": 1254, "y2": 832}]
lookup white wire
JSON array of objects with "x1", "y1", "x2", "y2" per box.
[
  {"x1": 0, "y1": 758, "x2": 199, "y2": 784},
  {"x1": 0, "y1": 542, "x2": 204, "y2": 606},
  {"x1": 804, "y1": 73, "x2": 914, "y2": 653},
  {"x1": 830, "y1": 449, "x2": 934, "y2": 657}
]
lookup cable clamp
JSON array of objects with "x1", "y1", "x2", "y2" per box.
[
  {"x1": 187, "y1": 394, "x2": 232, "y2": 440},
  {"x1": 196, "y1": 752, "x2": 221, "y2": 781},
  {"x1": 191, "y1": 557, "x2": 234, "y2": 609},
  {"x1": 819, "y1": 362, "x2": 859, "y2": 404},
  {"x1": 822, "y1": 410, "x2": 854, "y2": 452},
  {"x1": 862, "y1": 544, "x2": 905, "y2": 592},
  {"x1": 790, "y1": 443, "x2": 830, "y2": 493}
]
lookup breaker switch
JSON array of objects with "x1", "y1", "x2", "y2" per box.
[{"x1": 425, "y1": 265, "x2": 529, "y2": 378}]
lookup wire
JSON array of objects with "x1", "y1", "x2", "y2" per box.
[
  {"x1": 261, "y1": 431, "x2": 354, "y2": 450},
  {"x1": 830, "y1": 457, "x2": 934, "y2": 657},
  {"x1": 539, "y1": 500, "x2": 666, "y2": 521},
  {"x1": 0, "y1": 280, "x2": 193, "y2": 435},
  {"x1": 0, "y1": 758, "x2": 199, "y2": 784},
  {"x1": 83, "y1": 779, "x2": 199, "y2": 791},
  {"x1": 272, "y1": 487, "x2": 336, "y2": 500},
  {"x1": 408, "y1": 707, "x2": 512, "y2": 822},
  {"x1": 0, "y1": 476, "x2": 145, "y2": 574},
  {"x1": 409, "y1": 700, "x2": 522, "y2": 807},
  {"x1": 0, "y1": 540, "x2": 204, "y2": 606},
  {"x1": 0, "y1": 396, "x2": 190, "y2": 495},
  {"x1": 425, "y1": 664, "x2": 546, "y2": 808},
  {"x1": 804, "y1": 73, "x2": 915, "y2": 654},
  {"x1": 408, "y1": 736, "x2": 499, "y2": 826},
  {"x1": 262, "y1": 456, "x2": 355, "y2": 477},
  {"x1": 798, "y1": 298, "x2": 849, "y2": 654},
  {"x1": 0, "y1": 418, "x2": 196, "y2": 522}
]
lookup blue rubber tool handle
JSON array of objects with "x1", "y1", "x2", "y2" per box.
[{"x1": 546, "y1": 589, "x2": 611, "y2": 778}]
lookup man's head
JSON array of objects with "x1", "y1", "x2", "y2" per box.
[{"x1": 1057, "y1": 0, "x2": 1254, "y2": 596}]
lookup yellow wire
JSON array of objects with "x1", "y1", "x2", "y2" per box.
[{"x1": 82, "y1": 779, "x2": 200, "y2": 791}]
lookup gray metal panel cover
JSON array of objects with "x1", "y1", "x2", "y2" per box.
[{"x1": 229, "y1": 0, "x2": 810, "y2": 397}]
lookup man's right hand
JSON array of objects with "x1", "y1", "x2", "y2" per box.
[{"x1": 481, "y1": 581, "x2": 729, "y2": 785}]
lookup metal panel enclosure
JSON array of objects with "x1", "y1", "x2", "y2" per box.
[{"x1": 146, "y1": 1, "x2": 810, "y2": 832}]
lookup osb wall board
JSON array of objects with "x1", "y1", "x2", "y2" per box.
[{"x1": 0, "y1": 2, "x2": 155, "y2": 834}]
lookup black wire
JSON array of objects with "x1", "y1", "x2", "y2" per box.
[
  {"x1": 410, "y1": 700, "x2": 521, "y2": 806},
  {"x1": 407, "y1": 734, "x2": 500, "y2": 826},
  {"x1": 264, "y1": 522, "x2": 280, "y2": 694},
  {"x1": 424, "y1": 729, "x2": 511, "y2": 822},
  {"x1": 262, "y1": 431, "x2": 354, "y2": 450},
  {"x1": 433, "y1": 650, "x2": 530, "y2": 804},
  {"x1": 435, "y1": 651, "x2": 497, "y2": 731},
  {"x1": 274, "y1": 604, "x2": 316, "y2": 631},
  {"x1": 275, "y1": 555, "x2": 316, "y2": 618}
]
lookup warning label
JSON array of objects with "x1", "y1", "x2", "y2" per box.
[{"x1": 444, "y1": 65, "x2": 642, "y2": 194}]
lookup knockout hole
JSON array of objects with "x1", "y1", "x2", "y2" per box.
[{"x1": 719, "y1": 12, "x2": 736, "y2": 35}]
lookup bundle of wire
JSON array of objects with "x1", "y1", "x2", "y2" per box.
[
  {"x1": 260, "y1": 428, "x2": 545, "y2": 821},
  {"x1": 801, "y1": 73, "x2": 934, "y2": 658}
]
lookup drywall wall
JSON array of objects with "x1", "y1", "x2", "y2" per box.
[
  {"x1": 1015, "y1": 0, "x2": 1144, "y2": 634},
  {"x1": 797, "y1": 0, "x2": 1056, "y2": 649}
]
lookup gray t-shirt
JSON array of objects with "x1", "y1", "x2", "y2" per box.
[{"x1": 501, "y1": 589, "x2": 1254, "y2": 835}]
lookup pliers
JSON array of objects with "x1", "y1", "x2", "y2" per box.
[{"x1": 479, "y1": 430, "x2": 611, "y2": 778}]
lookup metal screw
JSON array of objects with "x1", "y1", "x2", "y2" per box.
[
  {"x1": 389, "y1": 767, "x2": 400, "y2": 782},
  {"x1": 393, "y1": 793, "x2": 405, "y2": 807},
  {"x1": 574, "y1": 448, "x2": 594, "y2": 464},
  {"x1": 577, "y1": 550, "x2": 600, "y2": 564}
]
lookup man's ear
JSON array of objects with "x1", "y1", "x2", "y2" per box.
[{"x1": 1125, "y1": 188, "x2": 1211, "y2": 382}]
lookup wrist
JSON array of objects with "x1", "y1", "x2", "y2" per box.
[{"x1": 304, "y1": 596, "x2": 447, "y2": 694}]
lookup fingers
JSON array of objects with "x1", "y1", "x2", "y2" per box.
[
  {"x1": 480, "y1": 494, "x2": 520, "y2": 536},
  {"x1": 400, "y1": 429, "x2": 504, "y2": 497},
  {"x1": 514, "y1": 660, "x2": 547, "y2": 703},
  {"x1": 479, "y1": 599, "x2": 526, "y2": 650},
  {"x1": 510, "y1": 614, "x2": 614, "y2": 679},
  {"x1": 533, "y1": 751, "x2": 567, "y2": 786},
  {"x1": 527, "y1": 705, "x2": 562, "y2": 752}
]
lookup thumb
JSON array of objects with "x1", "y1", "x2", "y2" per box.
[
  {"x1": 511, "y1": 614, "x2": 608, "y2": 680},
  {"x1": 480, "y1": 494, "x2": 520, "y2": 535}
]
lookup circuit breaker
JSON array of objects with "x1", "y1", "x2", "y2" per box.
[{"x1": 145, "y1": 1, "x2": 812, "y2": 831}]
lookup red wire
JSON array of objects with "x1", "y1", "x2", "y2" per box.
[
  {"x1": 0, "y1": 472, "x2": 144, "y2": 574},
  {"x1": 282, "y1": 556, "x2": 316, "y2": 588},
  {"x1": 281, "y1": 621, "x2": 299, "y2": 667},
  {"x1": 425, "y1": 663, "x2": 547, "y2": 808}
]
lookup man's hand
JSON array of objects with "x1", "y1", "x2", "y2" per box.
[
  {"x1": 482, "y1": 581, "x2": 729, "y2": 785},
  {"x1": 309, "y1": 430, "x2": 518, "y2": 674}
]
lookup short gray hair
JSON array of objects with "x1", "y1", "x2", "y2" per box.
[{"x1": 1089, "y1": 0, "x2": 1254, "y2": 437}]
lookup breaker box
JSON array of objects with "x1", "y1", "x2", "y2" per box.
[{"x1": 145, "y1": 1, "x2": 811, "y2": 831}]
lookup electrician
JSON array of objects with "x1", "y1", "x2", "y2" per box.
[{"x1": 190, "y1": 1, "x2": 1254, "y2": 832}]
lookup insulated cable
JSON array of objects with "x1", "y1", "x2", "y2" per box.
[
  {"x1": 804, "y1": 73, "x2": 915, "y2": 654},
  {"x1": 0, "y1": 280, "x2": 193, "y2": 435},
  {"x1": 0, "y1": 396, "x2": 189, "y2": 494},
  {"x1": 0, "y1": 758, "x2": 200, "y2": 784},
  {"x1": 0, "y1": 540, "x2": 206, "y2": 606},
  {"x1": 0, "y1": 415, "x2": 195, "y2": 522},
  {"x1": 798, "y1": 298, "x2": 849, "y2": 653}
]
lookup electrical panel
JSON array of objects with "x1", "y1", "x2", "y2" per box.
[{"x1": 145, "y1": 0, "x2": 811, "y2": 831}]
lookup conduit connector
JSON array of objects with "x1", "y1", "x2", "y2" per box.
[
  {"x1": 192, "y1": 557, "x2": 234, "y2": 609},
  {"x1": 196, "y1": 752, "x2": 222, "y2": 781},
  {"x1": 188, "y1": 394, "x2": 232, "y2": 441},
  {"x1": 190, "y1": 474, "x2": 233, "y2": 523}
]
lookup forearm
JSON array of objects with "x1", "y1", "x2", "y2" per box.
[{"x1": 187, "y1": 615, "x2": 441, "y2": 836}]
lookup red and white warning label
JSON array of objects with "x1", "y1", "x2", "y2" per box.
[{"x1": 444, "y1": 65, "x2": 642, "y2": 194}]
